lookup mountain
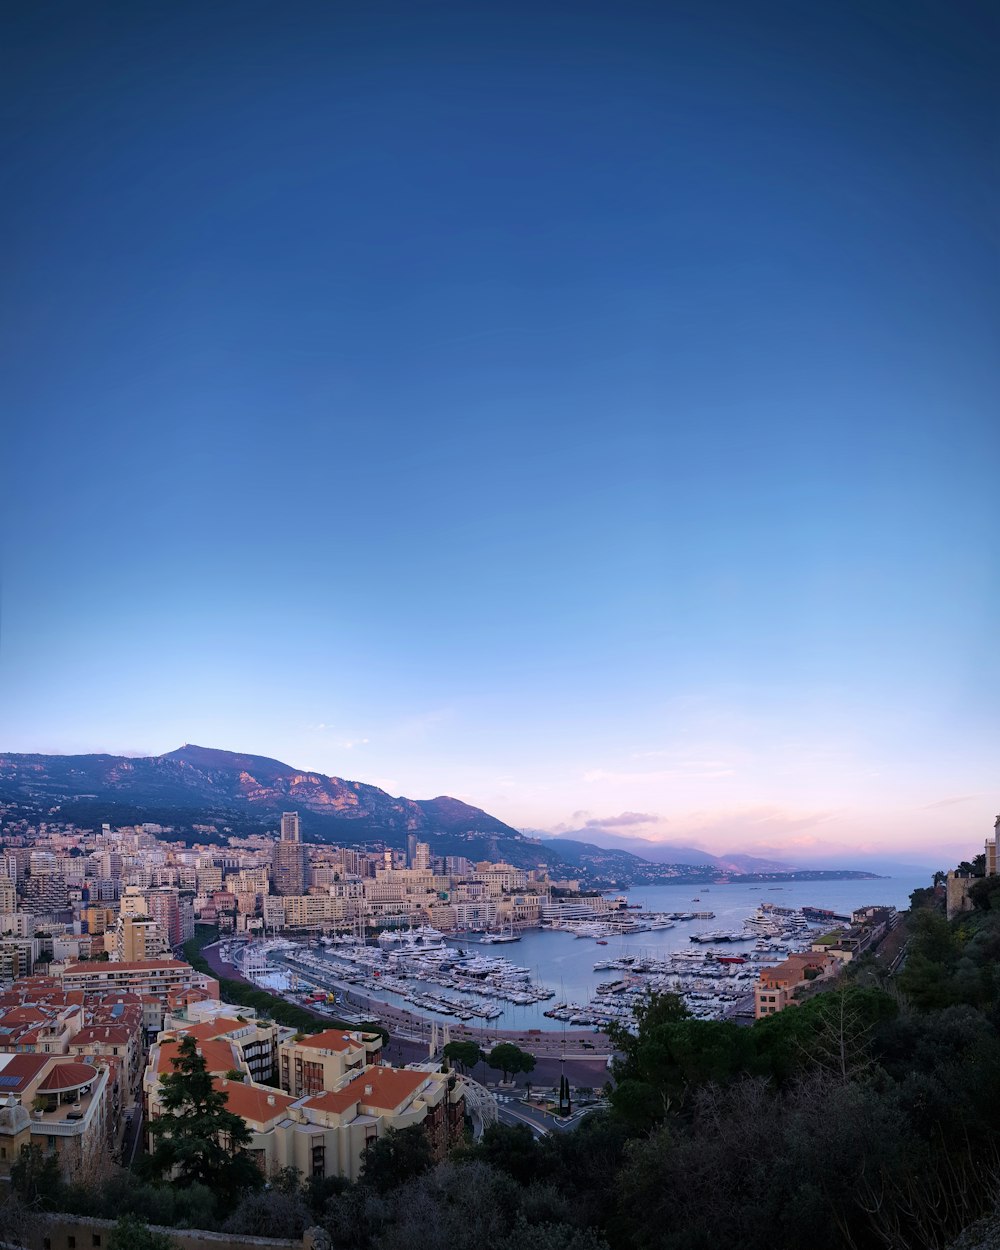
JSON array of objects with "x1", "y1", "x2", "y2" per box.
[
  {"x1": 540, "y1": 829, "x2": 796, "y2": 873},
  {"x1": 0, "y1": 745, "x2": 553, "y2": 867},
  {"x1": 531, "y1": 838, "x2": 653, "y2": 879}
]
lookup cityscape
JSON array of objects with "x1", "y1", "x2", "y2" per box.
[{"x1": 3, "y1": 1, "x2": 997, "y2": 1248}]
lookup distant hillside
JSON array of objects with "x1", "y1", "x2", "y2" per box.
[
  {"x1": 0, "y1": 745, "x2": 557, "y2": 868},
  {"x1": 540, "y1": 831, "x2": 796, "y2": 874}
]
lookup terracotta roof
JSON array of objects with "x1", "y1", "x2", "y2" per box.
[
  {"x1": 38, "y1": 1062, "x2": 99, "y2": 1093},
  {"x1": 72, "y1": 1026, "x2": 132, "y2": 1045},
  {"x1": 156, "y1": 1037, "x2": 238, "y2": 1076},
  {"x1": 356, "y1": 1066, "x2": 428, "y2": 1111},
  {"x1": 303, "y1": 1066, "x2": 428, "y2": 1116},
  {"x1": 0, "y1": 1053, "x2": 49, "y2": 1092},
  {"x1": 0, "y1": 1008, "x2": 49, "y2": 1027},
  {"x1": 215, "y1": 1080, "x2": 295, "y2": 1124},
  {"x1": 183, "y1": 1018, "x2": 244, "y2": 1041},
  {"x1": 295, "y1": 1029, "x2": 362, "y2": 1053},
  {"x1": 301, "y1": 1085, "x2": 361, "y2": 1115}
]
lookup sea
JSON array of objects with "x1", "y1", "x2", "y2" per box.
[{"x1": 310, "y1": 874, "x2": 927, "y2": 1033}]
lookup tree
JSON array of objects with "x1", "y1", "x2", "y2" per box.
[
  {"x1": 443, "y1": 1040, "x2": 484, "y2": 1074},
  {"x1": 487, "y1": 1043, "x2": 535, "y2": 1083},
  {"x1": 359, "y1": 1125, "x2": 433, "y2": 1194},
  {"x1": 145, "y1": 1034, "x2": 264, "y2": 1208},
  {"x1": 10, "y1": 1143, "x2": 63, "y2": 1210},
  {"x1": 222, "y1": 1188, "x2": 312, "y2": 1238}
]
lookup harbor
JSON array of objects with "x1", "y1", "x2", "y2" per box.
[{"x1": 226, "y1": 877, "x2": 919, "y2": 1032}]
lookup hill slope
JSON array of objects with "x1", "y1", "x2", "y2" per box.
[{"x1": 0, "y1": 745, "x2": 553, "y2": 866}]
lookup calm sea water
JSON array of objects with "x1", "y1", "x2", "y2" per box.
[{"x1": 320, "y1": 875, "x2": 927, "y2": 1032}]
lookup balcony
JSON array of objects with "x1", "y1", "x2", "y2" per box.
[{"x1": 29, "y1": 1063, "x2": 107, "y2": 1136}]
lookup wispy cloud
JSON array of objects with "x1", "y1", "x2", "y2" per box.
[
  {"x1": 920, "y1": 795, "x2": 979, "y2": 811},
  {"x1": 584, "y1": 811, "x2": 659, "y2": 829}
]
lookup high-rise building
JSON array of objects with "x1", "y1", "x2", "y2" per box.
[
  {"x1": 271, "y1": 813, "x2": 308, "y2": 897},
  {"x1": 406, "y1": 833, "x2": 418, "y2": 868},
  {"x1": 0, "y1": 879, "x2": 16, "y2": 914},
  {"x1": 147, "y1": 887, "x2": 182, "y2": 949},
  {"x1": 114, "y1": 914, "x2": 169, "y2": 962}
]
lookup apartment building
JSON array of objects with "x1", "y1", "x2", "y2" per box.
[
  {"x1": 279, "y1": 1028, "x2": 381, "y2": 1098},
  {"x1": 144, "y1": 1047, "x2": 461, "y2": 1184},
  {"x1": 160, "y1": 1006, "x2": 289, "y2": 1086},
  {"x1": 113, "y1": 914, "x2": 170, "y2": 962},
  {"x1": 59, "y1": 958, "x2": 218, "y2": 1003},
  {"x1": 754, "y1": 953, "x2": 840, "y2": 1018},
  {"x1": 0, "y1": 1052, "x2": 112, "y2": 1182}
]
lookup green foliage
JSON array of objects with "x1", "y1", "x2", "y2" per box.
[
  {"x1": 968, "y1": 876, "x2": 1000, "y2": 911},
  {"x1": 443, "y1": 1039, "x2": 485, "y2": 1072},
  {"x1": 107, "y1": 1215, "x2": 178, "y2": 1250},
  {"x1": 359, "y1": 1125, "x2": 434, "y2": 1194},
  {"x1": 10, "y1": 1143, "x2": 63, "y2": 1210},
  {"x1": 145, "y1": 1034, "x2": 264, "y2": 1207},
  {"x1": 487, "y1": 1042, "x2": 536, "y2": 1082}
]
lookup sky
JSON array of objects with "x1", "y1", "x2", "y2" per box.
[{"x1": 1, "y1": 1, "x2": 997, "y2": 867}]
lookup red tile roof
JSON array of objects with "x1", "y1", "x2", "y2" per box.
[
  {"x1": 38, "y1": 1062, "x2": 99, "y2": 1093},
  {"x1": 156, "y1": 1037, "x2": 238, "y2": 1076},
  {"x1": 0, "y1": 1053, "x2": 49, "y2": 1092},
  {"x1": 295, "y1": 1029, "x2": 362, "y2": 1053},
  {"x1": 183, "y1": 1018, "x2": 244, "y2": 1041},
  {"x1": 72, "y1": 1026, "x2": 132, "y2": 1046},
  {"x1": 302, "y1": 1066, "x2": 428, "y2": 1116},
  {"x1": 215, "y1": 1080, "x2": 295, "y2": 1124}
]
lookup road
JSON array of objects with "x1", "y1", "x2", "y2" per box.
[
  {"x1": 494, "y1": 1092, "x2": 609, "y2": 1137},
  {"x1": 122, "y1": 1104, "x2": 144, "y2": 1168}
]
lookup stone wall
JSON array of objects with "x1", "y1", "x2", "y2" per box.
[
  {"x1": 946, "y1": 871, "x2": 976, "y2": 920},
  {"x1": 12, "y1": 1213, "x2": 319, "y2": 1250}
]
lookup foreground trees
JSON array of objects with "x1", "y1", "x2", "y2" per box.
[{"x1": 144, "y1": 1035, "x2": 264, "y2": 1206}]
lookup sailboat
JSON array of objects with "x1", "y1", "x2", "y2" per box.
[{"x1": 479, "y1": 916, "x2": 521, "y2": 944}]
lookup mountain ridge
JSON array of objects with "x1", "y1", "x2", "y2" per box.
[
  {"x1": 539, "y1": 829, "x2": 797, "y2": 874},
  {"x1": 0, "y1": 744, "x2": 548, "y2": 864}
]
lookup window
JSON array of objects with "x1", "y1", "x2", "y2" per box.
[
  {"x1": 93, "y1": 1237, "x2": 102, "y2": 1248},
  {"x1": 68, "y1": 1238, "x2": 77, "y2": 1249}
]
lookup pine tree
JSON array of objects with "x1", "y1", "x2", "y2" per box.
[{"x1": 146, "y1": 1035, "x2": 264, "y2": 1207}]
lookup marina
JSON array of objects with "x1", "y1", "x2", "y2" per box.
[{"x1": 229, "y1": 877, "x2": 921, "y2": 1032}]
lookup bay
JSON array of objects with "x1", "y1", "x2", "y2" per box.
[{"x1": 317, "y1": 873, "x2": 927, "y2": 1033}]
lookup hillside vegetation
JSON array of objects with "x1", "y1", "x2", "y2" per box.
[{"x1": 9, "y1": 877, "x2": 1000, "y2": 1250}]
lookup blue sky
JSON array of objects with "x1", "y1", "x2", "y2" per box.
[{"x1": 2, "y1": 1, "x2": 997, "y2": 863}]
